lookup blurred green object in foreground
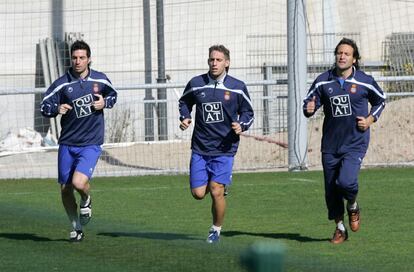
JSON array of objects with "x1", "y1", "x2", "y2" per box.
[{"x1": 240, "y1": 242, "x2": 286, "y2": 272}]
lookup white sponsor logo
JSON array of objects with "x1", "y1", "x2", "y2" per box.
[
  {"x1": 73, "y1": 94, "x2": 94, "y2": 118},
  {"x1": 202, "y1": 102, "x2": 224, "y2": 123},
  {"x1": 330, "y1": 94, "x2": 352, "y2": 117}
]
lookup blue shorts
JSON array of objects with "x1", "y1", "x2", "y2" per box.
[
  {"x1": 58, "y1": 144, "x2": 102, "y2": 184},
  {"x1": 189, "y1": 152, "x2": 234, "y2": 189}
]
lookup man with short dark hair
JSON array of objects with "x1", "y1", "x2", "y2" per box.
[{"x1": 40, "y1": 40, "x2": 117, "y2": 241}]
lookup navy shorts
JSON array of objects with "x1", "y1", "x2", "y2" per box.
[
  {"x1": 189, "y1": 152, "x2": 234, "y2": 189},
  {"x1": 58, "y1": 144, "x2": 102, "y2": 184}
]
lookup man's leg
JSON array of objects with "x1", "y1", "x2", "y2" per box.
[
  {"x1": 337, "y1": 152, "x2": 364, "y2": 232},
  {"x1": 72, "y1": 145, "x2": 101, "y2": 226},
  {"x1": 72, "y1": 171, "x2": 90, "y2": 202},
  {"x1": 322, "y1": 153, "x2": 349, "y2": 244},
  {"x1": 322, "y1": 153, "x2": 344, "y2": 220},
  {"x1": 61, "y1": 184, "x2": 83, "y2": 241},
  {"x1": 72, "y1": 171, "x2": 92, "y2": 226},
  {"x1": 61, "y1": 184, "x2": 78, "y2": 225},
  {"x1": 205, "y1": 181, "x2": 225, "y2": 243},
  {"x1": 209, "y1": 181, "x2": 226, "y2": 227}
]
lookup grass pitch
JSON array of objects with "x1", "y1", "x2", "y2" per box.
[{"x1": 0, "y1": 167, "x2": 413, "y2": 271}]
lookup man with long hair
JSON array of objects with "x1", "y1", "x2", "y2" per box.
[{"x1": 303, "y1": 38, "x2": 385, "y2": 244}]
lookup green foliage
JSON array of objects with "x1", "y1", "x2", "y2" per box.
[{"x1": 0, "y1": 167, "x2": 413, "y2": 271}]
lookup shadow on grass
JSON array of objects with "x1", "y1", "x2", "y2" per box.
[
  {"x1": 0, "y1": 233, "x2": 67, "y2": 242},
  {"x1": 97, "y1": 231, "x2": 198, "y2": 241},
  {"x1": 222, "y1": 230, "x2": 329, "y2": 242}
]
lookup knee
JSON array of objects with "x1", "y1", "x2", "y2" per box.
[
  {"x1": 336, "y1": 179, "x2": 358, "y2": 195},
  {"x1": 191, "y1": 189, "x2": 206, "y2": 200},
  {"x1": 209, "y1": 183, "x2": 225, "y2": 199}
]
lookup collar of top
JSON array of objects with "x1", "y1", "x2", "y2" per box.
[
  {"x1": 330, "y1": 65, "x2": 356, "y2": 80},
  {"x1": 208, "y1": 72, "x2": 226, "y2": 85},
  {"x1": 68, "y1": 68, "x2": 91, "y2": 82}
]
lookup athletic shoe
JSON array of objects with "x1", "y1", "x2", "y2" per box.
[
  {"x1": 69, "y1": 230, "x2": 84, "y2": 242},
  {"x1": 206, "y1": 229, "x2": 220, "y2": 244},
  {"x1": 348, "y1": 205, "x2": 360, "y2": 232},
  {"x1": 330, "y1": 227, "x2": 348, "y2": 244},
  {"x1": 80, "y1": 195, "x2": 92, "y2": 226}
]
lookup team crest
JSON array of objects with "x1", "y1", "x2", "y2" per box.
[
  {"x1": 350, "y1": 84, "x2": 357, "y2": 94},
  {"x1": 224, "y1": 91, "x2": 230, "y2": 100},
  {"x1": 93, "y1": 83, "x2": 100, "y2": 94}
]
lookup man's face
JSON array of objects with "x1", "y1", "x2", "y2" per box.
[
  {"x1": 208, "y1": 50, "x2": 229, "y2": 79},
  {"x1": 335, "y1": 44, "x2": 356, "y2": 71},
  {"x1": 71, "y1": 49, "x2": 90, "y2": 75}
]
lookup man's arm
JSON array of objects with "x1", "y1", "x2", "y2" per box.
[
  {"x1": 40, "y1": 83, "x2": 61, "y2": 118},
  {"x1": 237, "y1": 85, "x2": 254, "y2": 132},
  {"x1": 303, "y1": 80, "x2": 321, "y2": 118},
  {"x1": 101, "y1": 77, "x2": 117, "y2": 109},
  {"x1": 178, "y1": 82, "x2": 194, "y2": 123}
]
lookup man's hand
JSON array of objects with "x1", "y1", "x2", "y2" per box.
[
  {"x1": 179, "y1": 118, "x2": 192, "y2": 131},
  {"x1": 92, "y1": 94, "x2": 105, "y2": 110},
  {"x1": 306, "y1": 96, "x2": 316, "y2": 114},
  {"x1": 356, "y1": 115, "x2": 374, "y2": 131},
  {"x1": 232, "y1": 122, "x2": 242, "y2": 135},
  {"x1": 59, "y1": 104, "x2": 73, "y2": 115}
]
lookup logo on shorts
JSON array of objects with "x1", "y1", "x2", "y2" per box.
[
  {"x1": 73, "y1": 94, "x2": 94, "y2": 118},
  {"x1": 202, "y1": 102, "x2": 224, "y2": 123},
  {"x1": 330, "y1": 94, "x2": 352, "y2": 117}
]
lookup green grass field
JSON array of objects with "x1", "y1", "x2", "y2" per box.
[{"x1": 0, "y1": 167, "x2": 413, "y2": 271}]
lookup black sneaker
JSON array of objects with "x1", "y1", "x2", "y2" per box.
[{"x1": 69, "y1": 230, "x2": 84, "y2": 242}]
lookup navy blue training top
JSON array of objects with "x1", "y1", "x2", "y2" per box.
[
  {"x1": 179, "y1": 73, "x2": 254, "y2": 156},
  {"x1": 303, "y1": 66, "x2": 386, "y2": 154},
  {"x1": 40, "y1": 68, "x2": 117, "y2": 146}
]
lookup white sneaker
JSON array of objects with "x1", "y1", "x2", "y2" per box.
[
  {"x1": 80, "y1": 196, "x2": 92, "y2": 226},
  {"x1": 69, "y1": 230, "x2": 84, "y2": 242}
]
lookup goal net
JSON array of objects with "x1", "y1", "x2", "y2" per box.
[{"x1": 0, "y1": 0, "x2": 413, "y2": 178}]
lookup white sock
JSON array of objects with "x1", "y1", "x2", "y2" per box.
[
  {"x1": 347, "y1": 201, "x2": 358, "y2": 211},
  {"x1": 337, "y1": 221, "x2": 345, "y2": 232},
  {"x1": 212, "y1": 225, "x2": 222, "y2": 235}
]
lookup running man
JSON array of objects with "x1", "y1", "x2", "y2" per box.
[
  {"x1": 303, "y1": 38, "x2": 385, "y2": 244},
  {"x1": 179, "y1": 45, "x2": 254, "y2": 243},
  {"x1": 40, "y1": 40, "x2": 117, "y2": 241}
]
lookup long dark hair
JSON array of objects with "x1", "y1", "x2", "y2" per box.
[{"x1": 334, "y1": 38, "x2": 361, "y2": 70}]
